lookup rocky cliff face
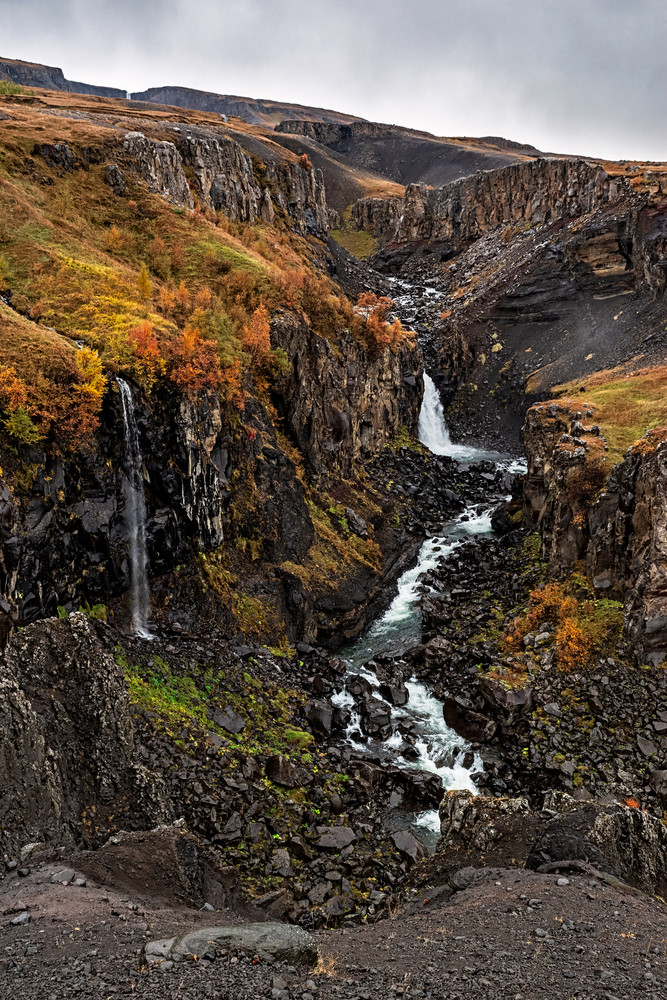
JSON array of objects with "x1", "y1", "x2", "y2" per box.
[
  {"x1": 271, "y1": 314, "x2": 422, "y2": 476},
  {"x1": 0, "y1": 56, "x2": 125, "y2": 99},
  {"x1": 0, "y1": 613, "x2": 172, "y2": 856},
  {"x1": 114, "y1": 130, "x2": 330, "y2": 236},
  {"x1": 354, "y1": 158, "x2": 626, "y2": 245},
  {"x1": 523, "y1": 402, "x2": 667, "y2": 665},
  {"x1": 523, "y1": 400, "x2": 605, "y2": 570},
  {"x1": 0, "y1": 312, "x2": 420, "y2": 637},
  {"x1": 0, "y1": 376, "x2": 311, "y2": 629},
  {"x1": 351, "y1": 197, "x2": 403, "y2": 243},
  {"x1": 587, "y1": 440, "x2": 667, "y2": 664}
]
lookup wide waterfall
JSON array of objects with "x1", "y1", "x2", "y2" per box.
[{"x1": 117, "y1": 378, "x2": 152, "y2": 638}]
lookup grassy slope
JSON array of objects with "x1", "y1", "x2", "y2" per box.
[
  {"x1": 0, "y1": 88, "x2": 415, "y2": 645},
  {"x1": 553, "y1": 365, "x2": 667, "y2": 463}
]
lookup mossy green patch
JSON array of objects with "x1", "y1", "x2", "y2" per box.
[{"x1": 330, "y1": 207, "x2": 378, "y2": 260}]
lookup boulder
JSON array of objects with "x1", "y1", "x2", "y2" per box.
[
  {"x1": 265, "y1": 755, "x2": 313, "y2": 789},
  {"x1": 443, "y1": 697, "x2": 497, "y2": 742},
  {"x1": 478, "y1": 675, "x2": 533, "y2": 726},
  {"x1": 379, "y1": 680, "x2": 409, "y2": 706},
  {"x1": 360, "y1": 697, "x2": 392, "y2": 738},
  {"x1": 391, "y1": 829, "x2": 427, "y2": 862},
  {"x1": 316, "y1": 826, "x2": 357, "y2": 850},
  {"x1": 304, "y1": 699, "x2": 334, "y2": 736},
  {"x1": 146, "y1": 922, "x2": 318, "y2": 966}
]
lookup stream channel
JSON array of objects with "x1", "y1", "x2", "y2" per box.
[{"x1": 333, "y1": 372, "x2": 526, "y2": 850}]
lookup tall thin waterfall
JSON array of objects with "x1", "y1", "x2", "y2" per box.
[
  {"x1": 418, "y1": 372, "x2": 490, "y2": 462},
  {"x1": 117, "y1": 379, "x2": 152, "y2": 637},
  {"x1": 418, "y1": 373, "x2": 456, "y2": 454}
]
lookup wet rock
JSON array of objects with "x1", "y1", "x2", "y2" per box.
[
  {"x1": 378, "y1": 681, "x2": 409, "y2": 706},
  {"x1": 360, "y1": 697, "x2": 392, "y2": 738},
  {"x1": 400, "y1": 769, "x2": 444, "y2": 808}
]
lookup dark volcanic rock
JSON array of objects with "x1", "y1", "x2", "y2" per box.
[
  {"x1": 435, "y1": 789, "x2": 667, "y2": 897},
  {"x1": 0, "y1": 614, "x2": 172, "y2": 855},
  {"x1": 443, "y1": 696, "x2": 497, "y2": 742},
  {"x1": 265, "y1": 755, "x2": 313, "y2": 789}
]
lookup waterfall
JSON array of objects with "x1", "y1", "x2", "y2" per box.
[
  {"x1": 117, "y1": 379, "x2": 152, "y2": 638},
  {"x1": 418, "y1": 372, "x2": 495, "y2": 462},
  {"x1": 418, "y1": 373, "x2": 456, "y2": 454}
]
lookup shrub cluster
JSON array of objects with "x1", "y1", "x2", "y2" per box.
[{"x1": 503, "y1": 579, "x2": 624, "y2": 672}]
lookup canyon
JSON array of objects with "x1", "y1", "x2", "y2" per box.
[{"x1": 0, "y1": 57, "x2": 666, "y2": 1000}]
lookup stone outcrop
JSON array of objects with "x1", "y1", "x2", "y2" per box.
[
  {"x1": 121, "y1": 132, "x2": 193, "y2": 208},
  {"x1": 0, "y1": 613, "x2": 172, "y2": 856},
  {"x1": 265, "y1": 159, "x2": 329, "y2": 237},
  {"x1": 179, "y1": 134, "x2": 260, "y2": 220},
  {"x1": 438, "y1": 789, "x2": 667, "y2": 897},
  {"x1": 0, "y1": 56, "x2": 126, "y2": 99},
  {"x1": 523, "y1": 401, "x2": 667, "y2": 664},
  {"x1": 588, "y1": 439, "x2": 667, "y2": 664},
  {"x1": 523, "y1": 400, "x2": 606, "y2": 570},
  {"x1": 276, "y1": 120, "x2": 406, "y2": 145},
  {"x1": 351, "y1": 197, "x2": 403, "y2": 243},
  {"x1": 270, "y1": 314, "x2": 422, "y2": 476},
  {"x1": 352, "y1": 158, "x2": 627, "y2": 246},
  {"x1": 117, "y1": 131, "x2": 329, "y2": 236}
]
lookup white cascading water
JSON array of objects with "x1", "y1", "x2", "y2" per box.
[
  {"x1": 419, "y1": 372, "x2": 497, "y2": 462},
  {"x1": 117, "y1": 379, "x2": 153, "y2": 638},
  {"x1": 336, "y1": 370, "x2": 527, "y2": 843}
]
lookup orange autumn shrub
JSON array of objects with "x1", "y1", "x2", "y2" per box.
[
  {"x1": 555, "y1": 617, "x2": 593, "y2": 672},
  {"x1": 0, "y1": 365, "x2": 28, "y2": 411},
  {"x1": 166, "y1": 325, "x2": 223, "y2": 397},
  {"x1": 128, "y1": 321, "x2": 165, "y2": 391},
  {"x1": 503, "y1": 582, "x2": 577, "y2": 651},
  {"x1": 241, "y1": 303, "x2": 271, "y2": 366},
  {"x1": 357, "y1": 293, "x2": 406, "y2": 352},
  {"x1": 220, "y1": 357, "x2": 246, "y2": 411}
]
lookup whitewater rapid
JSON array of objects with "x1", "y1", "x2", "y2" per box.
[{"x1": 334, "y1": 370, "x2": 525, "y2": 844}]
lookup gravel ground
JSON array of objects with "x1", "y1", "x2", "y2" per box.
[{"x1": 2, "y1": 862, "x2": 665, "y2": 1000}]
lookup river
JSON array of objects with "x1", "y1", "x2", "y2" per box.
[{"x1": 333, "y1": 369, "x2": 525, "y2": 847}]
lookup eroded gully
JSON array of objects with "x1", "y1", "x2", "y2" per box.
[{"x1": 333, "y1": 352, "x2": 526, "y2": 849}]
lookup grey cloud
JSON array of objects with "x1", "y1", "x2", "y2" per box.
[{"x1": 1, "y1": 0, "x2": 666, "y2": 159}]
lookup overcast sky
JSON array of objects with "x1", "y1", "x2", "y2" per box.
[{"x1": 2, "y1": 0, "x2": 666, "y2": 160}]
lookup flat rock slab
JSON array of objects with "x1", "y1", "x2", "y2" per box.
[{"x1": 148, "y1": 922, "x2": 318, "y2": 966}]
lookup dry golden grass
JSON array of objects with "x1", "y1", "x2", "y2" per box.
[{"x1": 553, "y1": 365, "x2": 667, "y2": 462}]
